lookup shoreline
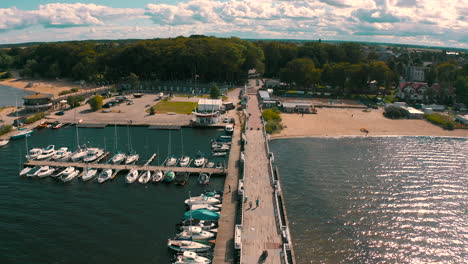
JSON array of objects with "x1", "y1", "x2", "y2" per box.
[
  {"x1": 271, "y1": 134, "x2": 468, "y2": 140},
  {"x1": 0, "y1": 78, "x2": 81, "y2": 96}
]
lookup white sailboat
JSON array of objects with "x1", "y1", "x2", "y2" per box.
[
  {"x1": 97, "y1": 169, "x2": 113, "y2": 183},
  {"x1": 184, "y1": 195, "x2": 220, "y2": 206},
  {"x1": 179, "y1": 129, "x2": 190, "y2": 167},
  {"x1": 125, "y1": 169, "x2": 139, "y2": 183},
  {"x1": 36, "y1": 145, "x2": 56, "y2": 160},
  {"x1": 151, "y1": 170, "x2": 163, "y2": 183},
  {"x1": 70, "y1": 147, "x2": 87, "y2": 162},
  {"x1": 173, "y1": 251, "x2": 211, "y2": 264},
  {"x1": 83, "y1": 148, "x2": 104, "y2": 163},
  {"x1": 176, "y1": 227, "x2": 216, "y2": 241},
  {"x1": 19, "y1": 167, "x2": 32, "y2": 177},
  {"x1": 60, "y1": 167, "x2": 79, "y2": 182},
  {"x1": 124, "y1": 124, "x2": 139, "y2": 164},
  {"x1": 138, "y1": 170, "x2": 151, "y2": 184},
  {"x1": 167, "y1": 240, "x2": 211, "y2": 253},
  {"x1": 82, "y1": 168, "x2": 98, "y2": 181},
  {"x1": 111, "y1": 152, "x2": 126, "y2": 164},
  {"x1": 190, "y1": 204, "x2": 221, "y2": 212},
  {"x1": 36, "y1": 166, "x2": 56, "y2": 178},
  {"x1": 51, "y1": 147, "x2": 71, "y2": 161}
]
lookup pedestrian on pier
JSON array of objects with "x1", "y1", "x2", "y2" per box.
[
  {"x1": 228, "y1": 184, "x2": 231, "y2": 193},
  {"x1": 244, "y1": 196, "x2": 248, "y2": 203},
  {"x1": 256, "y1": 197, "x2": 260, "y2": 208},
  {"x1": 249, "y1": 201, "x2": 252, "y2": 209}
]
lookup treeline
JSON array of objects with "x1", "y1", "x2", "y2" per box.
[{"x1": 0, "y1": 36, "x2": 264, "y2": 84}]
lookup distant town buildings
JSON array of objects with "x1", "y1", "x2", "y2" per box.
[{"x1": 406, "y1": 66, "x2": 427, "y2": 82}]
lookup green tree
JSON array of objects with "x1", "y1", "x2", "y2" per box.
[
  {"x1": 210, "y1": 85, "x2": 221, "y2": 99},
  {"x1": 149, "y1": 106, "x2": 155, "y2": 115},
  {"x1": 67, "y1": 95, "x2": 85, "y2": 108},
  {"x1": 129, "y1": 73, "x2": 140, "y2": 90},
  {"x1": 454, "y1": 76, "x2": 468, "y2": 105},
  {"x1": 87, "y1": 95, "x2": 103, "y2": 111},
  {"x1": 280, "y1": 58, "x2": 320, "y2": 89}
]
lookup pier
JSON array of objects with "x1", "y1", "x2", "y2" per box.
[{"x1": 24, "y1": 160, "x2": 225, "y2": 175}]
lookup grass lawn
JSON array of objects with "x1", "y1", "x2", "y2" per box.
[{"x1": 147, "y1": 100, "x2": 198, "y2": 114}]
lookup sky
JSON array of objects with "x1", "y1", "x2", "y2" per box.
[{"x1": 0, "y1": 0, "x2": 467, "y2": 48}]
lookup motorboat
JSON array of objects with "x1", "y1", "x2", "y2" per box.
[
  {"x1": 173, "y1": 251, "x2": 211, "y2": 264},
  {"x1": 83, "y1": 148, "x2": 104, "y2": 163},
  {"x1": 185, "y1": 195, "x2": 220, "y2": 206},
  {"x1": 212, "y1": 144, "x2": 230, "y2": 152},
  {"x1": 203, "y1": 191, "x2": 223, "y2": 199},
  {"x1": 198, "y1": 173, "x2": 210, "y2": 185},
  {"x1": 205, "y1": 162, "x2": 215, "y2": 168},
  {"x1": 70, "y1": 147, "x2": 87, "y2": 162},
  {"x1": 51, "y1": 147, "x2": 71, "y2": 161},
  {"x1": 26, "y1": 167, "x2": 41, "y2": 177},
  {"x1": 0, "y1": 139, "x2": 9, "y2": 147},
  {"x1": 216, "y1": 163, "x2": 223, "y2": 169},
  {"x1": 224, "y1": 124, "x2": 234, "y2": 134},
  {"x1": 193, "y1": 156, "x2": 206, "y2": 167},
  {"x1": 152, "y1": 170, "x2": 163, "y2": 183},
  {"x1": 163, "y1": 170, "x2": 175, "y2": 182},
  {"x1": 179, "y1": 156, "x2": 190, "y2": 167},
  {"x1": 111, "y1": 152, "x2": 126, "y2": 164},
  {"x1": 183, "y1": 209, "x2": 220, "y2": 221},
  {"x1": 36, "y1": 145, "x2": 56, "y2": 160},
  {"x1": 125, "y1": 153, "x2": 139, "y2": 164},
  {"x1": 167, "y1": 240, "x2": 211, "y2": 253},
  {"x1": 178, "y1": 219, "x2": 218, "y2": 230},
  {"x1": 52, "y1": 123, "x2": 63, "y2": 129},
  {"x1": 211, "y1": 152, "x2": 226, "y2": 157},
  {"x1": 138, "y1": 170, "x2": 151, "y2": 184},
  {"x1": 36, "y1": 166, "x2": 55, "y2": 178},
  {"x1": 19, "y1": 167, "x2": 32, "y2": 177},
  {"x1": 166, "y1": 156, "x2": 178, "y2": 167},
  {"x1": 176, "y1": 227, "x2": 215, "y2": 241},
  {"x1": 61, "y1": 167, "x2": 80, "y2": 182},
  {"x1": 26, "y1": 148, "x2": 42, "y2": 160},
  {"x1": 190, "y1": 204, "x2": 221, "y2": 212},
  {"x1": 82, "y1": 168, "x2": 98, "y2": 181},
  {"x1": 217, "y1": 135, "x2": 231, "y2": 142},
  {"x1": 97, "y1": 169, "x2": 113, "y2": 183},
  {"x1": 125, "y1": 169, "x2": 139, "y2": 183},
  {"x1": 10, "y1": 129, "x2": 33, "y2": 140},
  {"x1": 36, "y1": 122, "x2": 48, "y2": 129},
  {"x1": 57, "y1": 166, "x2": 75, "y2": 177}
]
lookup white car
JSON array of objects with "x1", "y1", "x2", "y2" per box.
[{"x1": 223, "y1": 117, "x2": 229, "y2": 123}]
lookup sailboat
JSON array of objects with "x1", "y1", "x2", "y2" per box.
[
  {"x1": 126, "y1": 169, "x2": 139, "y2": 183},
  {"x1": 138, "y1": 170, "x2": 151, "y2": 184},
  {"x1": 36, "y1": 145, "x2": 56, "y2": 160},
  {"x1": 111, "y1": 121, "x2": 126, "y2": 164},
  {"x1": 97, "y1": 169, "x2": 113, "y2": 183},
  {"x1": 82, "y1": 167, "x2": 98, "y2": 181},
  {"x1": 165, "y1": 130, "x2": 178, "y2": 166},
  {"x1": 179, "y1": 129, "x2": 190, "y2": 167},
  {"x1": 163, "y1": 170, "x2": 175, "y2": 182},
  {"x1": 35, "y1": 166, "x2": 56, "y2": 178},
  {"x1": 176, "y1": 226, "x2": 216, "y2": 240},
  {"x1": 173, "y1": 251, "x2": 211, "y2": 264},
  {"x1": 124, "y1": 124, "x2": 139, "y2": 164},
  {"x1": 193, "y1": 152, "x2": 206, "y2": 167},
  {"x1": 167, "y1": 239, "x2": 211, "y2": 253},
  {"x1": 151, "y1": 170, "x2": 163, "y2": 183}
]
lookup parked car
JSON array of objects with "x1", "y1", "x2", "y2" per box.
[
  {"x1": 223, "y1": 117, "x2": 229, "y2": 123},
  {"x1": 230, "y1": 118, "x2": 235, "y2": 124},
  {"x1": 55, "y1": 111, "x2": 65, "y2": 116},
  {"x1": 126, "y1": 100, "x2": 134, "y2": 105}
]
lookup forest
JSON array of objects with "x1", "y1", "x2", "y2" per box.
[{"x1": 0, "y1": 35, "x2": 467, "y2": 102}]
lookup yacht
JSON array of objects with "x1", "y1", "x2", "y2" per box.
[
  {"x1": 36, "y1": 145, "x2": 56, "y2": 160},
  {"x1": 0, "y1": 139, "x2": 9, "y2": 147},
  {"x1": 198, "y1": 173, "x2": 210, "y2": 185},
  {"x1": 205, "y1": 162, "x2": 215, "y2": 168},
  {"x1": 125, "y1": 153, "x2": 139, "y2": 164},
  {"x1": 152, "y1": 170, "x2": 163, "y2": 183},
  {"x1": 82, "y1": 168, "x2": 98, "y2": 181},
  {"x1": 36, "y1": 166, "x2": 55, "y2": 178},
  {"x1": 138, "y1": 170, "x2": 151, "y2": 184},
  {"x1": 111, "y1": 152, "x2": 126, "y2": 164},
  {"x1": 97, "y1": 169, "x2": 113, "y2": 183},
  {"x1": 26, "y1": 148, "x2": 42, "y2": 160},
  {"x1": 163, "y1": 170, "x2": 175, "y2": 182},
  {"x1": 60, "y1": 167, "x2": 79, "y2": 182},
  {"x1": 166, "y1": 156, "x2": 178, "y2": 167},
  {"x1": 55, "y1": 166, "x2": 75, "y2": 178},
  {"x1": 180, "y1": 223, "x2": 218, "y2": 232},
  {"x1": 19, "y1": 167, "x2": 32, "y2": 177},
  {"x1": 10, "y1": 129, "x2": 33, "y2": 140},
  {"x1": 125, "y1": 169, "x2": 139, "y2": 183},
  {"x1": 174, "y1": 251, "x2": 211, "y2": 264},
  {"x1": 179, "y1": 156, "x2": 190, "y2": 167},
  {"x1": 83, "y1": 148, "x2": 104, "y2": 163},
  {"x1": 51, "y1": 147, "x2": 71, "y2": 161},
  {"x1": 184, "y1": 195, "x2": 220, "y2": 206},
  {"x1": 70, "y1": 147, "x2": 87, "y2": 162},
  {"x1": 167, "y1": 240, "x2": 211, "y2": 253},
  {"x1": 190, "y1": 204, "x2": 221, "y2": 212},
  {"x1": 211, "y1": 152, "x2": 226, "y2": 157},
  {"x1": 176, "y1": 227, "x2": 216, "y2": 241},
  {"x1": 193, "y1": 156, "x2": 206, "y2": 167},
  {"x1": 26, "y1": 167, "x2": 41, "y2": 177}
]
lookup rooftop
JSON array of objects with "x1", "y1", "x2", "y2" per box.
[
  {"x1": 23, "y1": 93, "x2": 53, "y2": 100},
  {"x1": 198, "y1": 98, "x2": 222, "y2": 106}
]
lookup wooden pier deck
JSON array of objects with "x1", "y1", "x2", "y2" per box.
[{"x1": 24, "y1": 160, "x2": 225, "y2": 175}]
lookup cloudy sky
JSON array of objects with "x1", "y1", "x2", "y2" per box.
[{"x1": 0, "y1": 0, "x2": 467, "y2": 48}]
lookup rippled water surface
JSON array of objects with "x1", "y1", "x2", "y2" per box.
[
  {"x1": 0, "y1": 84, "x2": 34, "y2": 107},
  {"x1": 271, "y1": 137, "x2": 467, "y2": 264},
  {"x1": 0, "y1": 127, "x2": 226, "y2": 263}
]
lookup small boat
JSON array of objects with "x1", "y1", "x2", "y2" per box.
[
  {"x1": 203, "y1": 191, "x2": 223, "y2": 199},
  {"x1": 36, "y1": 145, "x2": 56, "y2": 160},
  {"x1": 70, "y1": 147, "x2": 87, "y2": 162},
  {"x1": 167, "y1": 239, "x2": 211, "y2": 253},
  {"x1": 125, "y1": 153, "x2": 139, "y2": 164},
  {"x1": 205, "y1": 162, "x2": 215, "y2": 168},
  {"x1": 52, "y1": 122, "x2": 63, "y2": 129},
  {"x1": 174, "y1": 251, "x2": 211, "y2": 264},
  {"x1": 211, "y1": 152, "x2": 226, "y2": 157},
  {"x1": 26, "y1": 167, "x2": 41, "y2": 177},
  {"x1": 26, "y1": 148, "x2": 42, "y2": 160},
  {"x1": 111, "y1": 152, "x2": 126, "y2": 164},
  {"x1": 179, "y1": 156, "x2": 190, "y2": 167},
  {"x1": 163, "y1": 170, "x2": 175, "y2": 182},
  {"x1": 217, "y1": 135, "x2": 232, "y2": 142},
  {"x1": 224, "y1": 124, "x2": 234, "y2": 134},
  {"x1": 180, "y1": 223, "x2": 218, "y2": 232},
  {"x1": 36, "y1": 122, "x2": 48, "y2": 129},
  {"x1": 198, "y1": 173, "x2": 210, "y2": 185},
  {"x1": 19, "y1": 167, "x2": 32, "y2": 177},
  {"x1": 61, "y1": 167, "x2": 79, "y2": 182},
  {"x1": 176, "y1": 227, "x2": 216, "y2": 241},
  {"x1": 97, "y1": 169, "x2": 113, "y2": 183},
  {"x1": 190, "y1": 204, "x2": 221, "y2": 212},
  {"x1": 82, "y1": 168, "x2": 98, "y2": 181},
  {"x1": 166, "y1": 156, "x2": 178, "y2": 167},
  {"x1": 83, "y1": 148, "x2": 105, "y2": 163},
  {"x1": 36, "y1": 166, "x2": 55, "y2": 178},
  {"x1": 10, "y1": 129, "x2": 33, "y2": 140},
  {"x1": 193, "y1": 156, "x2": 206, "y2": 167},
  {"x1": 216, "y1": 162, "x2": 223, "y2": 169},
  {"x1": 138, "y1": 170, "x2": 151, "y2": 184},
  {"x1": 0, "y1": 139, "x2": 9, "y2": 147},
  {"x1": 51, "y1": 147, "x2": 71, "y2": 161},
  {"x1": 185, "y1": 195, "x2": 220, "y2": 206},
  {"x1": 125, "y1": 169, "x2": 139, "y2": 183},
  {"x1": 184, "y1": 209, "x2": 220, "y2": 221},
  {"x1": 57, "y1": 166, "x2": 75, "y2": 177},
  {"x1": 152, "y1": 170, "x2": 163, "y2": 183}
]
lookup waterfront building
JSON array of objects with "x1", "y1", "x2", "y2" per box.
[
  {"x1": 281, "y1": 102, "x2": 314, "y2": 113},
  {"x1": 23, "y1": 93, "x2": 53, "y2": 112},
  {"x1": 192, "y1": 99, "x2": 222, "y2": 124}
]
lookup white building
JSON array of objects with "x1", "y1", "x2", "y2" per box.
[
  {"x1": 197, "y1": 99, "x2": 222, "y2": 112},
  {"x1": 192, "y1": 99, "x2": 222, "y2": 124},
  {"x1": 407, "y1": 66, "x2": 427, "y2": 82}
]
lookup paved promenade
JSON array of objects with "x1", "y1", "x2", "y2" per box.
[{"x1": 241, "y1": 94, "x2": 282, "y2": 263}]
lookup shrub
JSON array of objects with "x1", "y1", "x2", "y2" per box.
[
  {"x1": 383, "y1": 105, "x2": 409, "y2": 119},
  {"x1": 24, "y1": 112, "x2": 46, "y2": 124},
  {"x1": 70, "y1": 88, "x2": 79, "y2": 93},
  {"x1": 265, "y1": 120, "x2": 283, "y2": 134},
  {"x1": 424, "y1": 113, "x2": 456, "y2": 130},
  {"x1": 67, "y1": 95, "x2": 85, "y2": 108},
  {"x1": 262, "y1": 108, "x2": 281, "y2": 121},
  {"x1": 0, "y1": 125, "x2": 12, "y2": 136},
  {"x1": 87, "y1": 95, "x2": 103, "y2": 111}
]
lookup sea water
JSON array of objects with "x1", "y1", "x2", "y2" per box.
[{"x1": 0, "y1": 84, "x2": 35, "y2": 107}]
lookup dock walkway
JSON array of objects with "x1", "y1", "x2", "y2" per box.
[{"x1": 25, "y1": 160, "x2": 225, "y2": 175}]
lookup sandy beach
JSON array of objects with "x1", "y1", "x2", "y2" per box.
[
  {"x1": 271, "y1": 108, "x2": 468, "y2": 138},
  {"x1": 0, "y1": 79, "x2": 80, "y2": 96}
]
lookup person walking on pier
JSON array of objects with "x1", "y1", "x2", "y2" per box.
[
  {"x1": 244, "y1": 196, "x2": 248, "y2": 203},
  {"x1": 249, "y1": 201, "x2": 252, "y2": 209},
  {"x1": 256, "y1": 197, "x2": 260, "y2": 208},
  {"x1": 228, "y1": 184, "x2": 231, "y2": 193}
]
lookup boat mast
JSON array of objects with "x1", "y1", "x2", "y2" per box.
[
  {"x1": 74, "y1": 108, "x2": 79, "y2": 147},
  {"x1": 114, "y1": 120, "x2": 118, "y2": 153},
  {"x1": 180, "y1": 129, "x2": 184, "y2": 156},
  {"x1": 127, "y1": 122, "x2": 131, "y2": 153}
]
